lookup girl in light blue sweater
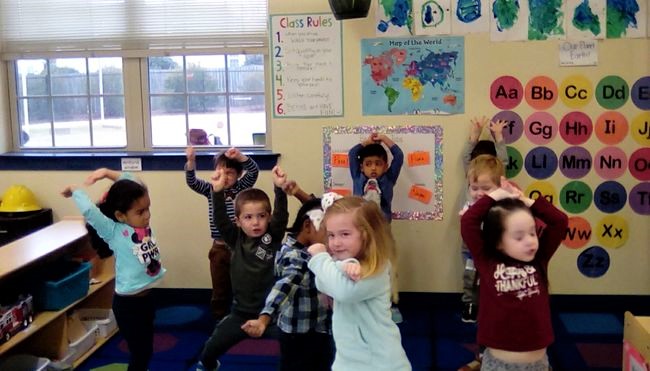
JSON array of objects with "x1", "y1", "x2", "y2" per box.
[{"x1": 307, "y1": 194, "x2": 411, "y2": 371}]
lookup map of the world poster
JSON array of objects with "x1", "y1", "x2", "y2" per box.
[{"x1": 361, "y1": 36, "x2": 465, "y2": 115}]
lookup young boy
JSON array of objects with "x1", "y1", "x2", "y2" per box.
[
  {"x1": 348, "y1": 133, "x2": 403, "y2": 222},
  {"x1": 459, "y1": 117, "x2": 508, "y2": 325},
  {"x1": 240, "y1": 197, "x2": 334, "y2": 371},
  {"x1": 185, "y1": 146, "x2": 259, "y2": 319},
  {"x1": 196, "y1": 165, "x2": 288, "y2": 371}
]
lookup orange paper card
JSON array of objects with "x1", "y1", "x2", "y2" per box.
[
  {"x1": 408, "y1": 185, "x2": 432, "y2": 204},
  {"x1": 331, "y1": 153, "x2": 349, "y2": 168},
  {"x1": 408, "y1": 151, "x2": 430, "y2": 167},
  {"x1": 329, "y1": 188, "x2": 351, "y2": 197}
]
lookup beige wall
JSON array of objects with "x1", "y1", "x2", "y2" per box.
[{"x1": 0, "y1": 0, "x2": 648, "y2": 295}]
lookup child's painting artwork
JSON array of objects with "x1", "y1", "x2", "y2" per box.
[
  {"x1": 413, "y1": 0, "x2": 452, "y2": 35},
  {"x1": 528, "y1": 0, "x2": 566, "y2": 40},
  {"x1": 323, "y1": 125, "x2": 443, "y2": 220},
  {"x1": 606, "y1": 0, "x2": 647, "y2": 38},
  {"x1": 567, "y1": 0, "x2": 606, "y2": 39},
  {"x1": 377, "y1": 0, "x2": 414, "y2": 36},
  {"x1": 490, "y1": 0, "x2": 529, "y2": 41},
  {"x1": 452, "y1": 0, "x2": 490, "y2": 34},
  {"x1": 361, "y1": 36, "x2": 465, "y2": 115}
]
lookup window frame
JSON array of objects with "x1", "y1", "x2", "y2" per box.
[{"x1": 6, "y1": 51, "x2": 270, "y2": 153}]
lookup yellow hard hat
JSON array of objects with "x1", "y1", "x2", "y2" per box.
[{"x1": 0, "y1": 185, "x2": 42, "y2": 212}]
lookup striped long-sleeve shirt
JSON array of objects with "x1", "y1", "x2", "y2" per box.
[{"x1": 185, "y1": 157, "x2": 259, "y2": 239}]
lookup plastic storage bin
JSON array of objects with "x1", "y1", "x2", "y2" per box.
[
  {"x1": 0, "y1": 354, "x2": 50, "y2": 371},
  {"x1": 0, "y1": 208, "x2": 53, "y2": 246},
  {"x1": 77, "y1": 308, "x2": 117, "y2": 338},
  {"x1": 34, "y1": 261, "x2": 91, "y2": 311},
  {"x1": 66, "y1": 322, "x2": 98, "y2": 364}
]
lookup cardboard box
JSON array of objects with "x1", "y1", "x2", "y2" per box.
[{"x1": 623, "y1": 311, "x2": 650, "y2": 371}]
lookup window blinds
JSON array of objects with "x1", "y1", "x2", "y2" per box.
[{"x1": 0, "y1": 0, "x2": 268, "y2": 56}]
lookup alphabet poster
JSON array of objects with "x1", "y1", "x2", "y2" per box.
[{"x1": 323, "y1": 125, "x2": 443, "y2": 220}]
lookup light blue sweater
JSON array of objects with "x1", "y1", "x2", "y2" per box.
[
  {"x1": 72, "y1": 184, "x2": 166, "y2": 295},
  {"x1": 308, "y1": 252, "x2": 411, "y2": 371}
]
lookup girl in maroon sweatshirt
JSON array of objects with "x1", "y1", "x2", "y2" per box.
[{"x1": 460, "y1": 182, "x2": 568, "y2": 371}]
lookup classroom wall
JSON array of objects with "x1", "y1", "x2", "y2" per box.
[{"x1": 0, "y1": 0, "x2": 648, "y2": 295}]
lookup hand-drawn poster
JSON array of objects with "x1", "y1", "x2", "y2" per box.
[
  {"x1": 413, "y1": 0, "x2": 452, "y2": 35},
  {"x1": 567, "y1": 0, "x2": 606, "y2": 40},
  {"x1": 361, "y1": 36, "x2": 465, "y2": 116},
  {"x1": 452, "y1": 0, "x2": 490, "y2": 34},
  {"x1": 490, "y1": 0, "x2": 529, "y2": 41},
  {"x1": 377, "y1": 0, "x2": 414, "y2": 36},
  {"x1": 606, "y1": 0, "x2": 647, "y2": 39},
  {"x1": 323, "y1": 125, "x2": 443, "y2": 220},
  {"x1": 270, "y1": 14, "x2": 343, "y2": 118},
  {"x1": 528, "y1": 0, "x2": 566, "y2": 40}
]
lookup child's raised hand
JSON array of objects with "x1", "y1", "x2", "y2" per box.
[
  {"x1": 362, "y1": 134, "x2": 377, "y2": 146},
  {"x1": 490, "y1": 119, "x2": 507, "y2": 141},
  {"x1": 61, "y1": 185, "x2": 78, "y2": 198},
  {"x1": 210, "y1": 168, "x2": 226, "y2": 192},
  {"x1": 271, "y1": 165, "x2": 287, "y2": 188},
  {"x1": 343, "y1": 261, "x2": 362, "y2": 281},
  {"x1": 241, "y1": 319, "x2": 266, "y2": 338},
  {"x1": 84, "y1": 168, "x2": 108, "y2": 185},
  {"x1": 469, "y1": 116, "x2": 489, "y2": 141},
  {"x1": 307, "y1": 243, "x2": 328, "y2": 256},
  {"x1": 185, "y1": 146, "x2": 196, "y2": 162},
  {"x1": 224, "y1": 147, "x2": 246, "y2": 162},
  {"x1": 282, "y1": 179, "x2": 298, "y2": 195}
]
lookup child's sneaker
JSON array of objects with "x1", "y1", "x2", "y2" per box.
[
  {"x1": 461, "y1": 302, "x2": 477, "y2": 323},
  {"x1": 457, "y1": 358, "x2": 481, "y2": 371},
  {"x1": 391, "y1": 306, "x2": 403, "y2": 323},
  {"x1": 363, "y1": 178, "x2": 381, "y2": 206},
  {"x1": 194, "y1": 360, "x2": 220, "y2": 371}
]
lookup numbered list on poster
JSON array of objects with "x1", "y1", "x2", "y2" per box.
[{"x1": 271, "y1": 14, "x2": 343, "y2": 117}]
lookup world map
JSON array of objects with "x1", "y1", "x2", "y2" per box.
[{"x1": 361, "y1": 36, "x2": 465, "y2": 115}]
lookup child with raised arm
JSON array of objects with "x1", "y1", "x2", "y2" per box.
[
  {"x1": 307, "y1": 195, "x2": 411, "y2": 371},
  {"x1": 196, "y1": 165, "x2": 289, "y2": 371},
  {"x1": 460, "y1": 182, "x2": 568, "y2": 371},
  {"x1": 241, "y1": 197, "x2": 334, "y2": 371},
  {"x1": 458, "y1": 117, "x2": 508, "y2": 325},
  {"x1": 61, "y1": 168, "x2": 166, "y2": 371},
  {"x1": 348, "y1": 133, "x2": 403, "y2": 222},
  {"x1": 185, "y1": 146, "x2": 259, "y2": 319}
]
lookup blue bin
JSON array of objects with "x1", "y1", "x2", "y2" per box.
[{"x1": 34, "y1": 261, "x2": 91, "y2": 311}]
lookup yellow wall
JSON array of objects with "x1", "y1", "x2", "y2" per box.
[{"x1": 0, "y1": 0, "x2": 648, "y2": 295}]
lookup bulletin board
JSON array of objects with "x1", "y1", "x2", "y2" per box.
[
  {"x1": 323, "y1": 125, "x2": 443, "y2": 220},
  {"x1": 270, "y1": 13, "x2": 343, "y2": 118}
]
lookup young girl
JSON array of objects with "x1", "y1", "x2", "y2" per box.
[
  {"x1": 241, "y1": 196, "x2": 334, "y2": 371},
  {"x1": 307, "y1": 195, "x2": 411, "y2": 371},
  {"x1": 62, "y1": 168, "x2": 166, "y2": 371},
  {"x1": 460, "y1": 182, "x2": 568, "y2": 371}
]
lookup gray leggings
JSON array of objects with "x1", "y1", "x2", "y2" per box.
[{"x1": 481, "y1": 350, "x2": 550, "y2": 371}]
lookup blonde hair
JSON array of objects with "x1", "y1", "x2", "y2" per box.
[
  {"x1": 324, "y1": 196, "x2": 399, "y2": 302},
  {"x1": 467, "y1": 154, "x2": 505, "y2": 186}
]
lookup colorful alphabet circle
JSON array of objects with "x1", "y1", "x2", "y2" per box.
[
  {"x1": 628, "y1": 148, "x2": 650, "y2": 181},
  {"x1": 593, "y1": 181, "x2": 627, "y2": 213},
  {"x1": 560, "y1": 75, "x2": 593, "y2": 109},
  {"x1": 595, "y1": 75, "x2": 629, "y2": 110},
  {"x1": 525, "y1": 76, "x2": 558, "y2": 110},
  {"x1": 628, "y1": 182, "x2": 650, "y2": 215},
  {"x1": 525, "y1": 147, "x2": 558, "y2": 179},
  {"x1": 491, "y1": 76, "x2": 523, "y2": 110},
  {"x1": 559, "y1": 146, "x2": 592, "y2": 179},
  {"x1": 563, "y1": 216, "x2": 592, "y2": 249},
  {"x1": 525, "y1": 181, "x2": 557, "y2": 206},
  {"x1": 506, "y1": 146, "x2": 523, "y2": 178},
  {"x1": 525, "y1": 112, "x2": 557, "y2": 145},
  {"x1": 559, "y1": 111, "x2": 592, "y2": 145},
  {"x1": 494, "y1": 111, "x2": 523, "y2": 144},
  {"x1": 630, "y1": 112, "x2": 650, "y2": 147},
  {"x1": 577, "y1": 246, "x2": 610, "y2": 278},
  {"x1": 560, "y1": 181, "x2": 592, "y2": 214},
  {"x1": 631, "y1": 76, "x2": 650, "y2": 110},
  {"x1": 593, "y1": 146, "x2": 627, "y2": 180},
  {"x1": 594, "y1": 111, "x2": 628, "y2": 145},
  {"x1": 595, "y1": 215, "x2": 628, "y2": 249}
]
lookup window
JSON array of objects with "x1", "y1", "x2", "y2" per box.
[
  {"x1": 16, "y1": 58, "x2": 126, "y2": 148},
  {"x1": 1, "y1": 0, "x2": 268, "y2": 151},
  {"x1": 148, "y1": 54, "x2": 265, "y2": 147}
]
